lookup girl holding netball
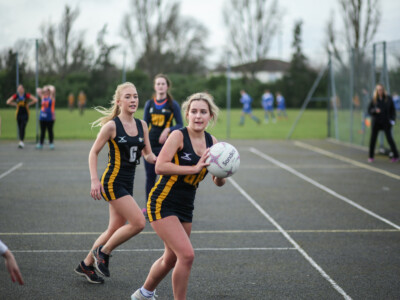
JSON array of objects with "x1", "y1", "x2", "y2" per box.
[
  {"x1": 142, "y1": 74, "x2": 183, "y2": 214},
  {"x1": 75, "y1": 82, "x2": 156, "y2": 284},
  {"x1": 131, "y1": 92, "x2": 225, "y2": 300}
]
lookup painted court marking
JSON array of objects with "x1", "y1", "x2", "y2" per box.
[
  {"x1": 294, "y1": 141, "x2": 400, "y2": 180},
  {"x1": 11, "y1": 247, "x2": 296, "y2": 253},
  {"x1": 0, "y1": 162, "x2": 23, "y2": 180},
  {"x1": 227, "y1": 177, "x2": 352, "y2": 300},
  {"x1": 250, "y1": 147, "x2": 400, "y2": 230},
  {"x1": 1, "y1": 228, "x2": 398, "y2": 236}
]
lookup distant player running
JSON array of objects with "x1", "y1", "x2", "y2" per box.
[
  {"x1": 239, "y1": 90, "x2": 260, "y2": 125},
  {"x1": 261, "y1": 89, "x2": 276, "y2": 123},
  {"x1": 131, "y1": 92, "x2": 226, "y2": 300},
  {"x1": 74, "y1": 82, "x2": 156, "y2": 284},
  {"x1": 276, "y1": 91, "x2": 288, "y2": 119},
  {"x1": 6, "y1": 84, "x2": 38, "y2": 148}
]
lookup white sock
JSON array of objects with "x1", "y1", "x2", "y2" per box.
[{"x1": 140, "y1": 287, "x2": 154, "y2": 298}]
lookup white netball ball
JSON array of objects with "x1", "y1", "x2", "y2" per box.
[{"x1": 206, "y1": 142, "x2": 240, "y2": 178}]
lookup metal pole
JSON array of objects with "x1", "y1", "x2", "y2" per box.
[
  {"x1": 329, "y1": 53, "x2": 339, "y2": 140},
  {"x1": 383, "y1": 41, "x2": 390, "y2": 94},
  {"x1": 349, "y1": 48, "x2": 355, "y2": 143},
  {"x1": 371, "y1": 43, "x2": 376, "y2": 88},
  {"x1": 35, "y1": 39, "x2": 40, "y2": 144},
  {"x1": 287, "y1": 63, "x2": 328, "y2": 139},
  {"x1": 226, "y1": 51, "x2": 231, "y2": 139},
  {"x1": 122, "y1": 50, "x2": 126, "y2": 83},
  {"x1": 16, "y1": 52, "x2": 19, "y2": 140},
  {"x1": 16, "y1": 52, "x2": 19, "y2": 89}
]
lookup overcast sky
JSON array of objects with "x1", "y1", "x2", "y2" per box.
[{"x1": 1, "y1": 0, "x2": 399, "y2": 68}]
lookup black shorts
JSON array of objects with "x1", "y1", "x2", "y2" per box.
[
  {"x1": 101, "y1": 180, "x2": 133, "y2": 202},
  {"x1": 147, "y1": 188, "x2": 195, "y2": 223},
  {"x1": 148, "y1": 207, "x2": 193, "y2": 223}
]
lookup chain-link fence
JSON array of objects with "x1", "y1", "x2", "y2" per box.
[{"x1": 327, "y1": 40, "x2": 400, "y2": 151}]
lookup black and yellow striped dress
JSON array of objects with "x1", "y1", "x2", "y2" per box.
[
  {"x1": 147, "y1": 127, "x2": 213, "y2": 222},
  {"x1": 101, "y1": 117, "x2": 145, "y2": 201}
]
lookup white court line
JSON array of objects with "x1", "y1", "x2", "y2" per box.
[
  {"x1": 11, "y1": 247, "x2": 296, "y2": 253},
  {"x1": 0, "y1": 162, "x2": 23, "y2": 180},
  {"x1": 1, "y1": 228, "x2": 398, "y2": 236},
  {"x1": 227, "y1": 177, "x2": 352, "y2": 300},
  {"x1": 250, "y1": 147, "x2": 400, "y2": 230},
  {"x1": 294, "y1": 141, "x2": 400, "y2": 180}
]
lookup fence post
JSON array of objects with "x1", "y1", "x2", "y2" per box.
[
  {"x1": 329, "y1": 52, "x2": 339, "y2": 140},
  {"x1": 349, "y1": 48, "x2": 355, "y2": 143},
  {"x1": 226, "y1": 51, "x2": 231, "y2": 139},
  {"x1": 286, "y1": 63, "x2": 327, "y2": 140},
  {"x1": 35, "y1": 39, "x2": 40, "y2": 144},
  {"x1": 383, "y1": 41, "x2": 390, "y2": 94}
]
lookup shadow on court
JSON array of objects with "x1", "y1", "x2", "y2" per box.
[{"x1": 0, "y1": 139, "x2": 399, "y2": 299}]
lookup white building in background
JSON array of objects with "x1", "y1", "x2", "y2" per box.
[{"x1": 210, "y1": 59, "x2": 290, "y2": 83}]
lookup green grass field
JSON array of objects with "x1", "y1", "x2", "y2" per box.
[{"x1": 0, "y1": 108, "x2": 328, "y2": 141}]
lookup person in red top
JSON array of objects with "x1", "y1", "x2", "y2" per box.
[{"x1": 6, "y1": 84, "x2": 38, "y2": 148}]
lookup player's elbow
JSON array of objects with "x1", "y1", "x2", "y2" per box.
[{"x1": 155, "y1": 163, "x2": 164, "y2": 175}]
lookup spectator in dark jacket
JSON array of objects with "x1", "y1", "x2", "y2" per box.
[{"x1": 368, "y1": 84, "x2": 399, "y2": 162}]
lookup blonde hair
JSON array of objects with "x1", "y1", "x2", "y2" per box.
[
  {"x1": 373, "y1": 84, "x2": 387, "y2": 104},
  {"x1": 181, "y1": 92, "x2": 219, "y2": 127},
  {"x1": 91, "y1": 82, "x2": 136, "y2": 128}
]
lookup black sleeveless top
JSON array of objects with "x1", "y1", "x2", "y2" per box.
[
  {"x1": 147, "y1": 127, "x2": 213, "y2": 222},
  {"x1": 102, "y1": 117, "x2": 145, "y2": 186}
]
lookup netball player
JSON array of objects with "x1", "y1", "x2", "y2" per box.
[
  {"x1": 74, "y1": 82, "x2": 156, "y2": 284},
  {"x1": 142, "y1": 74, "x2": 183, "y2": 214},
  {"x1": 36, "y1": 85, "x2": 56, "y2": 150},
  {"x1": 131, "y1": 92, "x2": 225, "y2": 300},
  {"x1": 6, "y1": 84, "x2": 38, "y2": 148}
]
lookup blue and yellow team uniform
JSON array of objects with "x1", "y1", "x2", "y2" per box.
[
  {"x1": 101, "y1": 117, "x2": 145, "y2": 201},
  {"x1": 144, "y1": 98, "x2": 183, "y2": 155},
  {"x1": 13, "y1": 93, "x2": 31, "y2": 119},
  {"x1": 147, "y1": 128, "x2": 213, "y2": 223}
]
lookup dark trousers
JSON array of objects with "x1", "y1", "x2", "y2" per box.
[
  {"x1": 17, "y1": 115, "x2": 28, "y2": 141},
  {"x1": 144, "y1": 159, "x2": 157, "y2": 205},
  {"x1": 369, "y1": 124, "x2": 399, "y2": 158},
  {"x1": 40, "y1": 120, "x2": 55, "y2": 144}
]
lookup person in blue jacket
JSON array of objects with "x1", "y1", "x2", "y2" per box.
[
  {"x1": 261, "y1": 89, "x2": 276, "y2": 123},
  {"x1": 239, "y1": 90, "x2": 260, "y2": 125},
  {"x1": 276, "y1": 91, "x2": 288, "y2": 119}
]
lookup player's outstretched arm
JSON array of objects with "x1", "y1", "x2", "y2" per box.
[{"x1": 3, "y1": 249, "x2": 24, "y2": 285}]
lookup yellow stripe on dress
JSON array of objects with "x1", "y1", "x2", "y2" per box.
[
  {"x1": 101, "y1": 142, "x2": 112, "y2": 201},
  {"x1": 151, "y1": 153, "x2": 180, "y2": 221},
  {"x1": 147, "y1": 175, "x2": 163, "y2": 222},
  {"x1": 165, "y1": 113, "x2": 174, "y2": 128},
  {"x1": 108, "y1": 139, "x2": 121, "y2": 200}
]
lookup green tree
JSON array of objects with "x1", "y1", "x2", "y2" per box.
[
  {"x1": 278, "y1": 21, "x2": 317, "y2": 108},
  {"x1": 121, "y1": 0, "x2": 209, "y2": 77}
]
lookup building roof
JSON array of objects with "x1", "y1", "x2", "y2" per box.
[{"x1": 214, "y1": 58, "x2": 290, "y2": 73}]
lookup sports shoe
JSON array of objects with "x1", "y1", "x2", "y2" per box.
[
  {"x1": 92, "y1": 246, "x2": 110, "y2": 277},
  {"x1": 390, "y1": 158, "x2": 399, "y2": 163},
  {"x1": 74, "y1": 261, "x2": 104, "y2": 284},
  {"x1": 36, "y1": 143, "x2": 43, "y2": 150},
  {"x1": 18, "y1": 141, "x2": 24, "y2": 149},
  {"x1": 131, "y1": 289, "x2": 156, "y2": 300},
  {"x1": 367, "y1": 158, "x2": 374, "y2": 163},
  {"x1": 49, "y1": 143, "x2": 55, "y2": 150}
]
